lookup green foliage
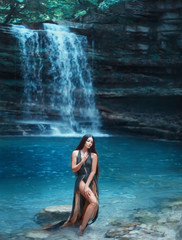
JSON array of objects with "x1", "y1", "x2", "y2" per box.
[
  {"x1": 74, "y1": 10, "x2": 87, "y2": 19},
  {"x1": 0, "y1": 0, "x2": 126, "y2": 23},
  {"x1": 98, "y1": 0, "x2": 126, "y2": 11}
]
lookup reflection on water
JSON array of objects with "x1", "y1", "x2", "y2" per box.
[{"x1": 0, "y1": 135, "x2": 182, "y2": 234}]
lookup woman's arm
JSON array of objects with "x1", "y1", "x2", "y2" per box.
[
  {"x1": 84, "y1": 153, "x2": 98, "y2": 191},
  {"x1": 71, "y1": 150, "x2": 87, "y2": 172}
]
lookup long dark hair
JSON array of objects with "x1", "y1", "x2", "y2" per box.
[
  {"x1": 75, "y1": 134, "x2": 97, "y2": 154},
  {"x1": 75, "y1": 134, "x2": 99, "y2": 178}
]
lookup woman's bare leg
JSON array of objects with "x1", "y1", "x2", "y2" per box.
[{"x1": 78, "y1": 180, "x2": 98, "y2": 234}]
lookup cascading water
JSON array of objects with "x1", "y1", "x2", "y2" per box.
[{"x1": 11, "y1": 23, "x2": 101, "y2": 136}]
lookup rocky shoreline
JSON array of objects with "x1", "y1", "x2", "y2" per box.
[{"x1": 1, "y1": 196, "x2": 182, "y2": 240}]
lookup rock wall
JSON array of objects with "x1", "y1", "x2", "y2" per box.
[
  {"x1": 66, "y1": 0, "x2": 182, "y2": 140},
  {"x1": 0, "y1": 0, "x2": 182, "y2": 139}
]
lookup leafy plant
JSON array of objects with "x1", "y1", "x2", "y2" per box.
[{"x1": 0, "y1": 0, "x2": 103, "y2": 23}]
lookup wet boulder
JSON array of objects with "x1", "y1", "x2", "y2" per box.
[{"x1": 34, "y1": 205, "x2": 71, "y2": 226}]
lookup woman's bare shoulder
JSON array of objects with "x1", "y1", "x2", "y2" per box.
[
  {"x1": 91, "y1": 152, "x2": 97, "y2": 159},
  {"x1": 72, "y1": 150, "x2": 79, "y2": 156}
]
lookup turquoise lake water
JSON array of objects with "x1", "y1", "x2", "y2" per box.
[{"x1": 0, "y1": 135, "x2": 182, "y2": 235}]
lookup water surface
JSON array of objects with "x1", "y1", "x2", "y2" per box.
[{"x1": 0, "y1": 135, "x2": 182, "y2": 236}]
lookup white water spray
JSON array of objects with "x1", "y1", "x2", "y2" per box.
[{"x1": 11, "y1": 23, "x2": 101, "y2": 136}]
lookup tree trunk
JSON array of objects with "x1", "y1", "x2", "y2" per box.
[{"x1": 4, "y1": 1, "x2": 18, "y2": 24}]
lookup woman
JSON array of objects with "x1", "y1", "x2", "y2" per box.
[{"x1": 44, "y1": 134, "x2": 99, "y2": 236}]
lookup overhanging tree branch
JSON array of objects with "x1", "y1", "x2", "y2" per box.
[{"x1": 3, "y1": 0, "x2": 27, "y2": 24}]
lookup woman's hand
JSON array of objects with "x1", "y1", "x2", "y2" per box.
[
  {"x1": 81, "y1": 154, "x2": 88, "y2": 164},
  {"x1": 84, "y1": 186, "x2": 91, "y2": 197},
  {"x1": 71, "y1": 151, "x2": 88, "y2": 173}
]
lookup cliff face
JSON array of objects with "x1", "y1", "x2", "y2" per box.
[
  {"x1": 0, "y1": 0, "x2": 182, "y2": 139},
  {"x1": 67, "y1": 0, "x2": 182, "y2": 139}
]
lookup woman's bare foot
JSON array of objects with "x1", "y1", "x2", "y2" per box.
[{"x1": 78, "y1": 226, "x2": 84, "y2": 236}]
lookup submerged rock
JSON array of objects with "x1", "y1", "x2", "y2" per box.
[
  {"x1": 107, "y1": 196, "x2": 182, "y2": 240},
  {"x1": 5, "y1": 197, "x2": 182, "y2": 240},
  {"x1": 110, "y1": 221, "x2": 141, "y2": 228},
  {"x1": 34, "y1": 205, "x2": 71, "y2": 226},
  {"x1": 132, "y1": 210, "x2": 159, "y2": 224},
  {"x1": 0, "y1": 232, "x2": 28, "y2": 240},
  {"x1": 25, "y1": 230, "x2": 50, "y2": 239},
  {"x1": 105, "y1": 221, "x2": 165, "y2": 240},
  {"x1": 176, "y1": 217, "x2": 182, "y2": 240},
  {"x1": 105, "y1": 227, "x2": 126, "y2": 238},
  {"x1": 163, "y1": 199, "x2": 182, "y2": 210}
]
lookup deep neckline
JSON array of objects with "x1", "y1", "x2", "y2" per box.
[
  {"x1": 79, "y1": 150, "x2": 90, "y2": 161},
  {"x1": 80, "y1": 150, "x2": 89, "y2": 156}
]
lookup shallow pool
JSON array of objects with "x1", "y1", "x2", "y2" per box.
[{"x1": 0, "y1": 135, "x2": 182, "y2": 235}]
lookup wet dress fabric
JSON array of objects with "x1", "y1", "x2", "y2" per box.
[{"x1": 44, "y1": 150, "x2": 99, "y2": 231}]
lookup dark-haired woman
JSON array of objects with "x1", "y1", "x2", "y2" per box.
[
  {"x1": 43, "y1": 134, "x2": 99, "y2": 236},
  {"x1": 67, "y1": 134, "x2": 99, "y2": 235}
]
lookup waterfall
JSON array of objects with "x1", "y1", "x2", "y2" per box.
[{"x1": 11, "y1": 23, "x2": 101, "y2": 136}]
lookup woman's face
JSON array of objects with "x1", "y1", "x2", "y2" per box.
[{"x1": 84, "y1": 137, "x2": 93, "y2": 149}]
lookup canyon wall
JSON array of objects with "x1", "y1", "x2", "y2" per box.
[
  {"x1": 0, "y1": 0, "x2": 182, "y2": 139},
  {"x1": 68, "y1": 0, "x2": 182, "y2": 139}
]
